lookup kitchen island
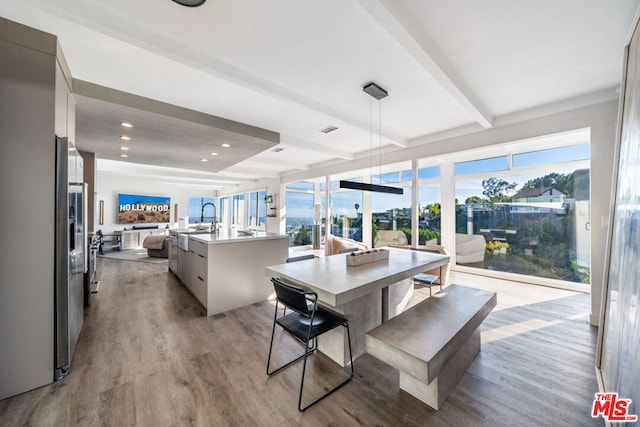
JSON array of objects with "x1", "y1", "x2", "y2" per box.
[{"x1": 172, "y1": 228, "x2": 289, "y2": 316}]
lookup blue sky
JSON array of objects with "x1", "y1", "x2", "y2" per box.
[
  {"x1": 118, "y1": 193, "x2": 169, "y2": 206},
  {"x1": 267, "y1": 144, "x2": 589, "y2": 218},
  {"x1": 187, "y1": 196, "x2": 214, "y2": 220}
]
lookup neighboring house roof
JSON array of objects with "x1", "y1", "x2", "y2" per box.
[{"x1": 512, "y1": 186, "x2": 565, "y2": 199}]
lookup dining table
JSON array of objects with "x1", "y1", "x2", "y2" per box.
[{"x1": 265, "y1": 247, "x2": 450, "y2": 367}]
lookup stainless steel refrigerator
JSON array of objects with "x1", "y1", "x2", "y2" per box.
[{"x1": 54, "y1": 136, "x2": 87, "y2": 380}]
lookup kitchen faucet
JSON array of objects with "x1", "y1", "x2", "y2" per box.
[{"x1": 200, "y1": 202, "x2": 218, "y2": 231}]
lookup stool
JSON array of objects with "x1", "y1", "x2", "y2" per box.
[{"x1": 413, "y1": 273, "x2": 441, "y2": 296}]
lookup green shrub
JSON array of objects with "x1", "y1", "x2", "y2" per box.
[{"x1": 398, "y1": 228, "x2": 441, "y2": 245}]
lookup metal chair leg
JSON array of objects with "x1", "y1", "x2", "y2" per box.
[
  {"x1": 267, "y1": 302, "x2": 312, "y2": 376},
  {"x1": 298, "y1": 322, "x2": 354, "y2": 412}
]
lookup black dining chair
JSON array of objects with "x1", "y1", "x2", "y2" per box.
[{"x1": 266, "y1": 277, "x2": 354, "y2": 412}]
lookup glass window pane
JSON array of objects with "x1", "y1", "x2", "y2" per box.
[
  {"x1": 188, "y1": 196, "x2": 215, "y2": 223},
  {"x1": 455, "y1": 156, "x2": 508, "y2": 176},
  {"x1": 418, "y1": 184, "x2": 442, "y2": 245},
  {"x1": 249, "y1": 192, "x2": 265, "y2": 230},
  {"x1": 257, "y1": 190, "x2": 266, "y2": 230},
  {"x1": 372, "y1": 172, "x2": 400, "y2": 185},
  {"x1": 285, "y1": 181, "x2": 314, "y2": 191},
  {"x1": 454, "y1": 167, "x2": 591, "y2": 285},
  {"x1": 372, "y1": 185, "x2": 411, "y2": 247},
  {"x1": 231, "y1": 194, "x2": 245, "y2": 226},
  {"x1": 286, "y1": 191, "x2": 314, "y2": 247},
  {"x1": 418, "y1": 166, "x2": 441, "y2": 180},
  {"x1": 330, "y1": 190, "x2": 363, "y2": 242},
  {"x1": 220, "y1": 196, "x2": 230, "y2": 226},
  {"x1": 513, "y1": 144, "x2": 590, "y2": 168},
  {"x1": 402, "y1": 170, "x2": 412, "y2": 182}
]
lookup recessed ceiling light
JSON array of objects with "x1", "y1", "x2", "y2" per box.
[
  {"x1": 320, "y1": 125, "x2": 338, "y2": 134},
  {"x1": 221, "y1": 143, "x2": 231, "y2": 148},
  {"x1": 120, "y1": 122, "x2": 133, "y2": 128},
  {"x1": 271, "y1": 147, "x2": 284, "y2": 153},
  {"x1": 119, "y1": 154, "x2": 128, "y2": 158},
  {"x1": 210, "y1": 152, "x2": 218, "y2": 156},
  {"x1": 200, "y1": 158, "x2": 208, "y2": 162},
  {"x1": 120, "y1": 146, "x2": 129, "y2": 151},
  {"x1": 119, "y1": 135, "x2": 131, "y2": 141}
]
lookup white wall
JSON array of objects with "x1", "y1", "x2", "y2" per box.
[{"x1": 95, "y1": 172, "x2": 214, "y2": 233}]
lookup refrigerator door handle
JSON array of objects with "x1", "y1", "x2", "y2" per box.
[{"x1": 69, "y1": 223, "x2": 76, "y2": 251}]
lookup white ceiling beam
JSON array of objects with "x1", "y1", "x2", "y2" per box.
[
  {"x1": 279, "y1": 137, "x2": 355, "y2": 160},
  {"x1": 223, "y1": 165, "x2": 282, "y2": 179},
  {"x1": 358, "y1": 0, "x2": 494, "y2": 129},
  {"x1": 241, "y1": 157, "x2": 311, "y2": 171},
  {"x1": 97, "y1": 160, "x2": 257, "y2": 184}
]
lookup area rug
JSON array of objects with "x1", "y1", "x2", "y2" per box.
[{"x1": 98, "y1": 249, "x2": 168, "y2": 264}]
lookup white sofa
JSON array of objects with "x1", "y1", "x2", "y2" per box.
[
  {"x1": 325, "y1": 234, "x2": 369, "y2": 256},
  {"x1": 455, "y1": 233, "x2": 486, "y2": 264},
  {"x1": 374, "y1": 230, "x2": 409, "y2": 248}
]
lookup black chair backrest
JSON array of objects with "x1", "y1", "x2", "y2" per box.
[
  {"x1": 286, "y1": 254, "x2": 316, "y2": 263},
  {"x1": 272, "y1": 278, "x2": 314, "y2": 315}
]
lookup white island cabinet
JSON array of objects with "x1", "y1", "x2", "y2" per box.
[{"x1": 178, "y1": 229, "x2": 289, "y2": 316}]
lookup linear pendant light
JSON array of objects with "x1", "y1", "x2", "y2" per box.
[
  {"x1": 339, "y1": 180, "x2": 403, "y2": 194},
  {"x1": 340, "y1": 82, "x2": 403, "y2": 195}
]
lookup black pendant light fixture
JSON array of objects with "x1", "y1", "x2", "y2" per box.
[
  {"x1": 340, "y1": 82, "x2": 403, "y2": 195},
  {"x1": 173, "y1": 0, "x2": 206, "y2": 7}
]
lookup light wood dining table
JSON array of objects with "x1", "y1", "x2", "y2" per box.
[{"x1": 265, "y1": 247, "x2": 450, "y2": 366}]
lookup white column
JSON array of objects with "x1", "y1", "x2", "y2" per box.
[
  {"x1": 325, "y1": 175, "x2": 331, "y2": 240},
  {"x1": 440, "y1": 162, "x2": 456, "y2": 263},
  {"x1": 412, "y1": 159, "x2": 419, "y2": 247}
]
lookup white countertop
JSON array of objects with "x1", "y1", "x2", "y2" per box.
[{"x1": 188, "y1": 228, "x2": 288, "y2": 244}]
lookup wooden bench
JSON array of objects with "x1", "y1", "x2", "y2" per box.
[{"x1": 365, "y1": 284, "x2": 497, "y2": 410}]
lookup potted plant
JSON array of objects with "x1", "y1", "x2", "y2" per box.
[{"x1": 264, "y1": 194, "x2": 273, "y2": 203}]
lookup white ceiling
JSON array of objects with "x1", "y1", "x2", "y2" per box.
[{"x1": 1, "y1": 0, "x2": 638, "y2": 193}]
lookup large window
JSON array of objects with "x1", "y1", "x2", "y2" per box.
[
  {"x1": 371, "y1": 170, "x2": 411, "y2": 247},
  {"x1": 418, "y1": 166, "x2": 442, "y2": 245},
  {"x1": 330, "y1": 178, "x2": 363, "y2": 242},
  {"x1": 248, "y1": 190, "x2": 266, "y2": 230},
  {"x1": 230, "y1": 194, "x2": 245, "y2": 226},
  {"x1": 219, "y1": 196, "x2": 230, "y2": 226},
  {"x1": 454, "y1": 144, "x2": 590, "y2": 285},
  {"x1": 188, "y1": 196, "x2": 216, "y2": 223},
  {"x1": 285, "y1": 181, "x2": 314, "y2": 246}
]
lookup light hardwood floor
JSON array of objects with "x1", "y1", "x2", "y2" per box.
[{"x1": 0, "y1": 259, "x2": 601, "y2": 426}]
